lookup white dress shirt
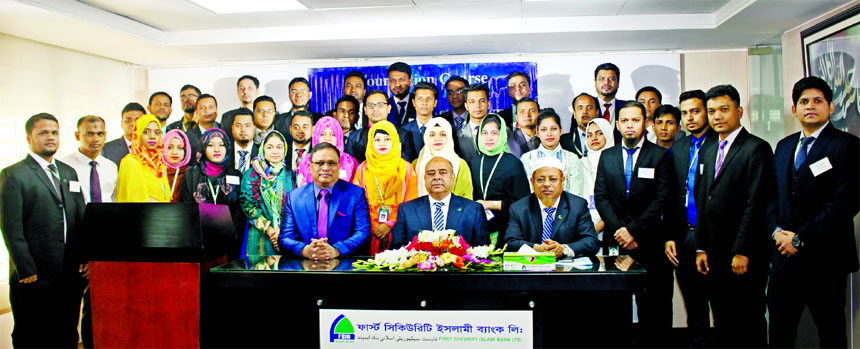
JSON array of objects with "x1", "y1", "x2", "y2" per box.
[
  {"x1": 469, "y1": 121, "x2": 481, "y2": 139},
  {"x1": 576, "y1": 126, "x2": 588, "y2": 154},
  {"x1": 537, "y1": 195, "x2": 575, "y2": 257},
  {"x1": 30, "y1": 152, "x2": 67, "y2": 239},
  {"x1": 234, "y1": 141, "x2": 253, "y2": 173},
  {"x1": 428, "y1": 193, "x2": 452, "y2": 229},
  {"x1": 622, "y1": 137, "x2": 646, "y2": 172},
  {"x1": 61, "y1": 150, "x2": 118, "y2": 203},
  {"x1": 714, "y1": 126, "x2": 744, "y2": 171},
  {"x1": 794, "y1": 121, "x2": 828, "y2": 160},
  {"x1": 600, "y1": 97, "x2": 618, "y2": 124}
]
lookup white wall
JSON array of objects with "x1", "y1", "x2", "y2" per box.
[{"x1": 147, "y1": 52, "x2": 681, "y2": 133}]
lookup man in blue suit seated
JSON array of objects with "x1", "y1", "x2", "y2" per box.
[
  {"x1": 280, "y1": 143, "x2": 371, "y2": 259},
  {"x1": 392, "y1": 156, "x2": 489, "y2": 248},
  {"x1": 505, "y1": 157, "x2": 599, "y2": 258}
]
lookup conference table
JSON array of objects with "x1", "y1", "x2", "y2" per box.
[{"x1": 201, "y1": 255, "x2": 646, "y2": 348}]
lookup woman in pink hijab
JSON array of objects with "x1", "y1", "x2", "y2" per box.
[
  {"x1": 161, "y1": 129, "x2": 192, "y2": 202},
  {"x1": 295, "y1": 116, "x2": 359, "y2": 185}
]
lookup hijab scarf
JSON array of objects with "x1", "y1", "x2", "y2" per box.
[
  {"x1": 415, "y1": 118, "x2": 461, "y2": 197},
  {"x1": 161, "y1": 129, "x2": 191, "y2": 169},
  {"x1": 130, "y1": 114, "x2": 165, "y2": 177},
  {"x1": 199, "y1": 128, "x2": 232, "y2": 178},
  {"x1": 477, "y1": 114, "x2": 509, "y2": 156},
  {"x1": 364, "y1": 121, "x2": 408, "y2": 206},
  {"x1": 251, "y1": 130, "x2": 288, "y2": 182},
  {"x1": 585, "y1": 118, "x2": 615, "y2": 171}
]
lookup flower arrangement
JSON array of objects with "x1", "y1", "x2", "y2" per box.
[{"x1": 352, "y1": 230, "x2": 504, "y2": 272}]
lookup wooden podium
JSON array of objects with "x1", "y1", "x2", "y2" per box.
[{"x1": 81, "y1": 203, "x2": 234, "y2": 348}]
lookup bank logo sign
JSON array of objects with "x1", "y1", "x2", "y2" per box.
[
  {"x1": 330, "y1": 314, "x2": 356, "y2": 343},
  {"x1": 319, "y1": 309, "x2": 532, "y2": 348}
]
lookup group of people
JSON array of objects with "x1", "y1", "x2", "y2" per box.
[{"x1": 0, "y1": 58, "x2": 856, "y2": 348}]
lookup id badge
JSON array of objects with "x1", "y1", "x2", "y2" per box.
[
  {"x1": 609, "y1": 247, "x2": 619, "y2": 256},
  {"x1": 484, "y1": 209, "x2": 495, "y2": 221},
  {"x1": 378, "y1": 206, "x2": 390, "y2": 223},
  {"x1": 684, "y1": 188, "x2": 689, "y2": 208}
]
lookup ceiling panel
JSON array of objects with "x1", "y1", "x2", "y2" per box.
[
  {"x1": 299, "y1": 0, "x2": 414, "y2": 10},
  {"x1": 81, "y1": 0, "x2": 238, "y2": 31},
  {"x1": 523, "y1": 0, "x2": 627, "y2": 17},
  {"x1": 417, "y1": 1, "x2": 521, "y2": 20},
  {"x1": 619, "y1": 0, "x2": 731, "y2": 15}
]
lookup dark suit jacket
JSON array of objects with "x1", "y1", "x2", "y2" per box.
[
  {"x1": 508, "y1": 129, "x2": 539, "y2": 158},
  {"x1": 401, "y1": 119, "x2": 426, "y2": 154},
  {"x1": 435, "y1": 110, "x2": 457, "y2": 128},
  {"x1": 0, "y1": 156, "x2": 86, "y2": 285},
  {"x1": 594, "y1": 140, "x2": 674, "y2": 255},
  {"x1": 495, "y1": 106, "x2": 516, "y2": 130},
  {"x1": 388, "y1": 95, "x2": 416, "y2": 127},
  {"x1": 694, "y1": 128, "x2": 774, "y2": 267},
  {"x1": 391, "y1": 195, "x2": 489, "y2": 248},
  {"x1": 667, "y1": 130, "x2": 718, "y2": 241},
  {"x1": 505, "y1": 192, "x2": 599, "y2": 257},
  {"x1": 767, "y1": 123, "x2": 859, "y2": 273},
  {"x1": 560, "y1": 129, "x2": 586, "y2": 158},
  {"x1": 596, "y1": 99, "x2": 625, "y2": 143},
  {"x1": 102, "y1": 137, "x2": 129, "y2": 167},
  {"x1": 279, "y1": 180, "x2": 371, "y2": 257},
  {"x1": 345, "y1": 126, "x2": 417, "y2": 164}
]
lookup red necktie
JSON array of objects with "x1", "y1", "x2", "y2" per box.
[
  {"x1": 296, "y1": 148, "x2": 305, "y2": 168},
  {"x1": 603, "y1": 103, "x2": 611, "y2": 121}
]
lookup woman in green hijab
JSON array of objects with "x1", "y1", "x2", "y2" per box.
[{"x1": 469, "y1": 114, "x2": 531, "y2": 248}]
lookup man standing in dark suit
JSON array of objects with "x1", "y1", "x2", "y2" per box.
[
  {"x1": 437, "y1": 75, "x2": 468, "y2": 129},
  {"x1": 694, "y1": 84, "x2": 774, "y2": 347},
  {"x1": 508, "y1": 97, "x2": 540, "y2": 157},
  {"x1": 166, "y1": 84, "x2": 201, "y2": 133},
  {"x1": 496, "y1": 71, "x2": 532, "y2": 128},
  {"x1": 345, "y1": 90, "x2": 417, "y2": 164},
  {"x1": 392, "y1": 156, "x2": 489, "y2": 248},
  {"x1": 506, "y1": 156, "x2": 599, "y2": 257},
  {"x1": 387, "y1": 62, "x2": 416, "y2": 126},
  {"x1": 230, "y1": 109, "x2": 258, "y2": 174},
  {"x1": 102, "y1": 102, "x2": 145, "y2": 166},
  {"x1": 594, "y1": 101, "x2": 674, "y2": 345},
  {"x1": 0, "y1": 113, "x2": 88, "y2": 347},
  {"x1": 561, "y1": 93, "x2": 600, "y2": 157},
  {"x1": 767, "y1": 77, "x2": 859, "y2": 348},
  {"x1": 664, "y1": 89, "x2": 715, "y2": 348},
  {"x1": 594, "y1": 62, "x2": 624, "y2": 143},
  {"x1": 280, "y1": 77, "x2": 325, "y2": 127},
  {"x1": 326, "y1": 71, "x2": 368, "y2": 130},
  {"x1": 220, "y1": 75, "x2": 259, "y2": 140},
  {"x1": 401, "y1": 82, "x2": 440, "y2": 153}
]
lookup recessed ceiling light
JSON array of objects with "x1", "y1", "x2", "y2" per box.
[{"x1": 188, "y1": 0, "x2": 307, "y2": 14}]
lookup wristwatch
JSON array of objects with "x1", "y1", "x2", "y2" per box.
[{"x1": 791, "y1": 235, "x2": 801, "y2": 248}]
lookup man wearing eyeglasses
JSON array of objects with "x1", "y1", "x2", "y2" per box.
[
  {"x1": 280, "y1": 77, "x2": 324, "y2": 132},
  {"x1": 345, "y1": 90, "x2": 417, "y2": 164},
  {"x1": 279, "y1": 142, "x2": 371, "y2": 259},
  {"x1": 437, "y1": 75, "x2": 469, "y2": 129}
]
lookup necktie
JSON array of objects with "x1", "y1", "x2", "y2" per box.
[
  {"x1": 398, "y1": 101, "x2": 407, "y2": 120},
  {"x1": 542, "y1": 207, "x2": 556, "y2": 241},
  {"x1": 603, "y1": 103, "x2": 611, "y2": 121},
  {"x1": 686, "y1": 138, "x2": 703, "y2": 227},
  {"x1": 454, "y1": 116, "x2": 465, "y2": 129},
  {"x1": 794, "y1": 136, "x2": 815, "y2": 171},
  {"x1": 624, "y1": 147, "x2": 638, "y2": 197},
  {"x1": 238, "y1": 150, "x2": 248, "y2": 172},
  {"x1": 89, "y1": 161, "x2": 102, "y2": 203},
  {"x1": 46, "y1": 164, "x2": 62, "y2": 197},
  {"x1": 474, "y1": 125, "x2": 479, "y2": 138},
  {"x1": 420, "y1": 125, "x2": 426, "y2": 136},
  {"x1": 433, "y1": 202, "x2": 445, "y2": 231},
  {"x1": 317, "y1": 189, "x2": 329, "y2": 239},
  {"x1": 296, "y1": 148, "x2": 306, "y2": 168},
  {"x1": 580, "y1": 132, "x2": 588, "y2": 156},
  {"x1": 714, "y1": 140, "x2": 728, "y2": 179}
]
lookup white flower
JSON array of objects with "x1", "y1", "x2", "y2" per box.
[
  {"x1": 416, "y1": 229, "x2": 456, "y2": 243},
  {"x1": 372, "y1": 247, "x2": 416, "y2": 266},
  {"x1": 468, "y1": 245, "x2": 492, "y2": 259}
]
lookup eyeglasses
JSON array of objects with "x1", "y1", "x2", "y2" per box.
[
  {"x1": 290, "y1": 89, "x2": 309, "y2": 95},
  {"x1": 255, "y1": 109, "x2": 276, "y2": 115},
  {"x1": 446, "y1": 89, "x2": 464, "y2": 95},
  {"x1": 366, "y1": 102, "x2": 389, "y2": 109},
  {"x1": 312, "y1": 161, "x2": 339, "y2": 168}
]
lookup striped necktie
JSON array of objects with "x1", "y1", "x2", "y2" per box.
[
  {"x1": 47, "y1": 163, "x2": 62, "y2": 197},
  {"x1": 238, "y1": 150, "x2": 248, "y2": 172},
  {"x1": 542, "y1": 207, "x2": 556, "y2": 241},
  {"x1": 433, "y1": 202, "x2": 445, "y2": 231}
]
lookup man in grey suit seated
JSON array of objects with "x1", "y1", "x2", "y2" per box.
[{"x1": 505, "y1": 157, "x2": 599, "y2": 258}]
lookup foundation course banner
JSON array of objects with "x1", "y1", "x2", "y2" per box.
[
  {"x1": 319, "y1": 309, "x2": 532, "y2": 348},
  {"x1": 308, "y1": 62, "x2": 538, "y2": 116}
]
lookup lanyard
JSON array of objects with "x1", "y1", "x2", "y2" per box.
[
  {"x1": 479, "y1": 154, "x2": 502, "y2": 201},
  {"x1": 165, "y1": 167, "x2": 179, "y2": 200},
  {"x1": 373, "y1": 176, "x2": 385, "y2": 205},
  {"x1": 685, "y1": 139, "x2": 704, "y2": 187},
  {"x1": 207, "y1": 178, "x2": 220, "y2": 205}
]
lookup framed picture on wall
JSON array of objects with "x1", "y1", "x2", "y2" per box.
[{"x1": 802, "y1": 4, "x2": 860, "y2": 135}]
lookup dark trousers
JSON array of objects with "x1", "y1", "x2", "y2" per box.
[
  {"x1": 706, "y1": 260, "x2": 768, "y2": 348},
  {"x1": 675, "y1": 229, "x2": 711, "y2": 347},
  {"x1": 634, "y1": 249, "x2": 675, "y2": 347},
  {"x1": 767, "y1": 267, "x2": 849, "y2": 348},
  {"x1": 10, "y1": 274, "x2": 84, "y2": 348}
]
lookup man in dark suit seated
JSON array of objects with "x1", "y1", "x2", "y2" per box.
[
  {"x1": 0, "y1": 113, "x2": 88, "y2": 347},
  {"x1": 694, "y1": 84, "x2": 774, "y2": 347},
  {"x1": 505, "y1": 157, "x2": 599, "y2": 258},
  {"x1": 102, "y1": 102, "x2": 145, "y2": 166},
  {"x1": 279, "y1": 143, "x2": 371, "y2": 259},
  {"x1": 767, "y1": 77, "x2": 859, "y2": 348},
  {"x1": 496, "y1": 71, "x2": 532, "y2": 128},
  {"x1": 392, "y1": 156, "x2": 489, "y2": 248},
  {"x1": 345, "y1": 90, "x2": 417, "y2": 164}
]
